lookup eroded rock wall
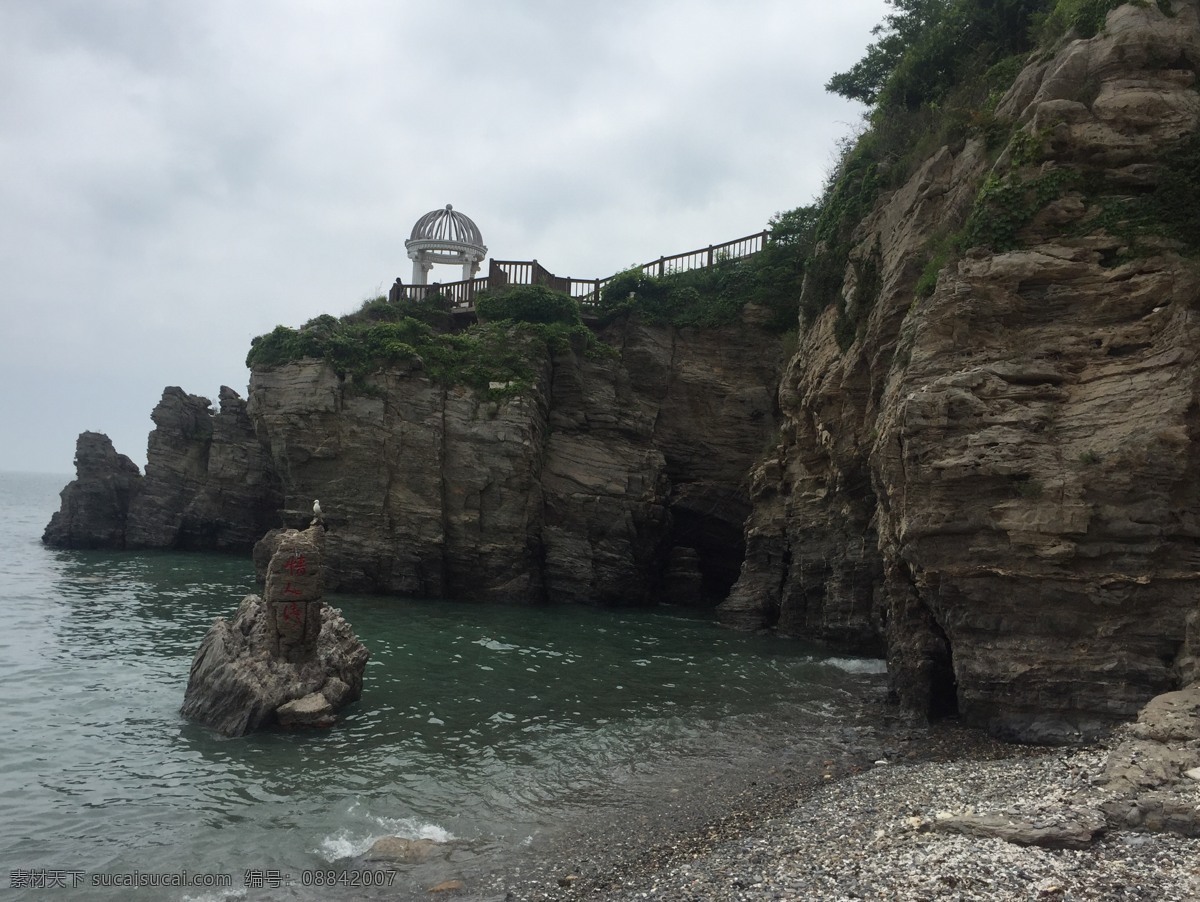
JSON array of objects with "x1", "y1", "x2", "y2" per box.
[
  {"x1": 46, "y1": 318, "x2": 780, "y2": 606},
  {"x1": 125, "y1": 386, "x2": 283, "y2": 551},
  {"x1": 246, "y1": 318, "x2": 779, "y2": 603},
  {"x1": 42, "y1": 432, "x2": 143, "y2": 549},
  {"x1": 247, "y1": 356, "x2": 553, "y2": 600},
  {"x1": 722, "y1": 1, "x2": 1200, "y2": 741}
]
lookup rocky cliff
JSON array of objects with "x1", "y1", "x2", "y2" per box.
[
  {"x1": 720, "y1": 1, "x2": 1200, "y2": 741},
  {"x1": 45, "y1": 316, "x2": 779, "y2": 606},
  {"x1": 43, "y1": 431, "x2": 143, "y2": 549}
]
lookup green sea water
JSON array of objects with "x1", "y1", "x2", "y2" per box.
[{"x1": 0, "y1": 471, "x2": 886, "y2": 901}]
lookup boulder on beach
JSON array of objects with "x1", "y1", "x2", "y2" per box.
[
  {"x1": 363, "y1": 836, "x2": 439, "y2": 864},
  {"x1": 180, "y1": 524, "x2": 369, "y2": 736}
]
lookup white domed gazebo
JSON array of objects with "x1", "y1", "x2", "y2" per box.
[{"x1": 404, "y1": 204, "x2": 487, "y2": 286}]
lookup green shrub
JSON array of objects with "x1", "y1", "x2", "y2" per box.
[
  {"x1": 341, "y1": 292, "x2": 455, "y2": 331},
  {"x1": 800, "y1": 1, "x2": 1058, "y2": 332},
  {"x1": 1147, "y1": 131, "x2": 1200, "y2": 251},
  {"x1": 595, "y1": 246, "x2": 802, "y2": 334},
  {"x1": 959, "y1": 166, "x2": 1081, "y2": 251},
  {"x1": 827, "y1": 0, "x2": 1050, "y2": 113},
  {"x1": 475, "y1": 284, "x2": 582, "y2": 326},
  {"x1": 833, "y1": 244, "x2": 883, "y2": 350},
  {"x1": 1036, "y1": 0, "x2": 1124, "y2": 43},
  {"x1": 915, "y1": 245, "x2": 951, "y2": 298},
  {"x1": 348, "y1": 295, "x2": 395, "y2": 323},
  {"x1": 246, "y1": 301, "x2": 612, "y2": 400},
  {"x1": 802, "y1": 139, "x2": 882, "y2": 325}
]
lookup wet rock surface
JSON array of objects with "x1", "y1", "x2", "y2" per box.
[{"x1": 363, "y1": 836, "x2": 441, "y2": 864}]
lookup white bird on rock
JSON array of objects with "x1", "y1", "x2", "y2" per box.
[{"x1": 313, "y1": 499, "x2": 323, "y2": 519}]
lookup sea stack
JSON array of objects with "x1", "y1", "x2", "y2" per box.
[{"x1": 181, "y1": 524, "x2": 369, "y2": 736}]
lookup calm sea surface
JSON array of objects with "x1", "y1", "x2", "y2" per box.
[{"x1": 0, "y1": 471, "x2": 885, "y2": 901}]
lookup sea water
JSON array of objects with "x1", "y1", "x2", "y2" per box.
[{"x1": 0, "y1": 471, "x2": 886, "y2": 901}]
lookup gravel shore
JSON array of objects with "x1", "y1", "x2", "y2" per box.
[{"x1": 482, "y1": 720, "x2": 1200, "y2": 902}]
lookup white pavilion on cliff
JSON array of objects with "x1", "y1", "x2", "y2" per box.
[{"x1": 403, "y1": 204, "x2": 488, "y2": 286}]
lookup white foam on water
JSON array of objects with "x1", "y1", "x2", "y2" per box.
[
  {"x1": 315, "y1": 817, "x2": 455, "y2": 862},
  {"x1": 317, "y1": 829, "x2": 375, "y2": 861},
  {"x1": 474, "y1": 638, "x2": 518, "y2": 651},
  {"x1": 373, "y1": 816, "x2": 455, "y2": 843},
  {"x1": 180, "y1": 891, "x2": 246, "y2": 902},
  {"x1": 823, "y1": 656, "x2": 888, "y2": 675}
]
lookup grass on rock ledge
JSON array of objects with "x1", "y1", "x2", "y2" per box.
[{"x1": 245, "y1": 285, "x2": 604, "y2": 400}]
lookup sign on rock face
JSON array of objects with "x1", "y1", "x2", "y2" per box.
[{"x1": 265, "y1": 531, "x2": 324, "y2": 662}]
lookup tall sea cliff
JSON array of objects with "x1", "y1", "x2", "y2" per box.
[
  {"x1": 45, "y1": 313, "x2": 781, "y2": 608},
  {"x1": 45, "y1": 1, "x2": 1200, "y2": 742},
  {"x1": 720, "y1": 1, "x2": 1200, "y2": 741}
]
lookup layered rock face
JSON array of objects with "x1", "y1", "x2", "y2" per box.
[
  {"x1": 42, "y1": 432, "x2": 143, "y2": 549},
  {"x1": 127, "y1": 386, "x2": 283, "y2": 550},
  {"x1": 721, "y1": 2, "x2": 1200, "y2": 741},
  {"x1": 246, "y1": 318, "x2": 778, "y2": 604},
  {"x1": 44, "y1": 387, "x2": 282, "y2": 553},
  {"x1": 45, "y1": 319, "x2": 779, "y2": 607}
]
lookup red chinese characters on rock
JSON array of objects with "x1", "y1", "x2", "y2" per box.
[
  {"x1": 283, "y1": 555, "x2": 306, "y2": 599},
  {"x1": 264, "y1": 529, "x2": 325, "y2": 661}
]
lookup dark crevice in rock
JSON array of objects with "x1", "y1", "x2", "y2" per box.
[{"x1": 927, "y1": 617, "x2": 960, "y2": 721}]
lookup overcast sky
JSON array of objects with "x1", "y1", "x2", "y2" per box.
[{"x1": 1, "y1": 0, "x2": 887, "y2": 476}]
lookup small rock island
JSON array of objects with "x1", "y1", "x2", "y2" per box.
[{"x1": 181, "y1": 523, "x2": 369, "y2": 736}]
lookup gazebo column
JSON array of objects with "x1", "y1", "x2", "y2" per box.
[
  {"x1": 411, "y1": 257, "x2": 432, "y2": 285},
  {"x1": 461, "y1": 256, "x2": 482, "y2": 282}
]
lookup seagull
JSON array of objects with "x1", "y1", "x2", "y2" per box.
[{"x1": 313, "y1": 499, "x2": 323, "y2": 519}]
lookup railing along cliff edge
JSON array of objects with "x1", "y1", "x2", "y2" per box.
[{"x1": 395, "y1": 230, "x2": 769, "y2": 312}]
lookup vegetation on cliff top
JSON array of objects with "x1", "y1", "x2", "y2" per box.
[
  {"x1": 246, "y1": 220, "x2": 805, "y2": 388},
  {"x1": 800, "y1": 0, "x2": 1059, "y2": 344},
  {"x1": 593, "y1": 208, "x2": 814, "y2": 334},
  {"x1": 246, "y1": 285, "x2": 601, "y2": 399},
  {"x1": 790, "y1": 0, "x2": 1195, "y2": 349}
]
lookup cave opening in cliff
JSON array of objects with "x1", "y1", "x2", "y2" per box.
[
  {"x1": 663, "y1": 486, "x2": 751, "y2": 607},
  {"x1": 928, "y1": 620, "x2": 959, "y2": 720},
  {"x1": 663, "y1": 513, "x2": 745, "y2": 606}
]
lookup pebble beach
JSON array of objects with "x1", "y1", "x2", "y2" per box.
[{"x1": 480, "y1": 720, "x2": 1200, "y2": 902}]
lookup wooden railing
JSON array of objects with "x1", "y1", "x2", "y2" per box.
[
  {"x1": 401, "y1": 278, "x2": 488, "y2": 309},
  {"x1": 393, "y1": 230, "x2": 769, "y2": 312},
  {"x1": 633, "y1": 230, "x2": 768, "y2": 279}
]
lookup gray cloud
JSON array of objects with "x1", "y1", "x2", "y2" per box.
[{"x1": 0, "y1": 0, "x2": 887, "y2": 474}]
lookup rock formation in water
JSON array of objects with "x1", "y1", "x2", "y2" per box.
[
  {"x1": 720, "y1": 2, "x2": 1200, "y2": 741},
  {"x1": 181, "y1": 524, "x2": 369, "y2": 736},
  {"x1": 43, "y1": 432, "x2": 143, "y2": 549},
  {"x1": 43, "y1": 387, "x2": 282, "y2": 553},
  {"x1": 127, "y1": 385, "x2": 283, "y2": 550},
  {"x1": 45, "y1": 317, "x2": 779, "y2": 607}
]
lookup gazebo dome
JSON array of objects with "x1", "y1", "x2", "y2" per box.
[
  {"x1": 408, "y1": 204, "x2": 484, "y2": 247},
  {"x1": 404, "y1": 204, "x2": 487, "y2": 286}
]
